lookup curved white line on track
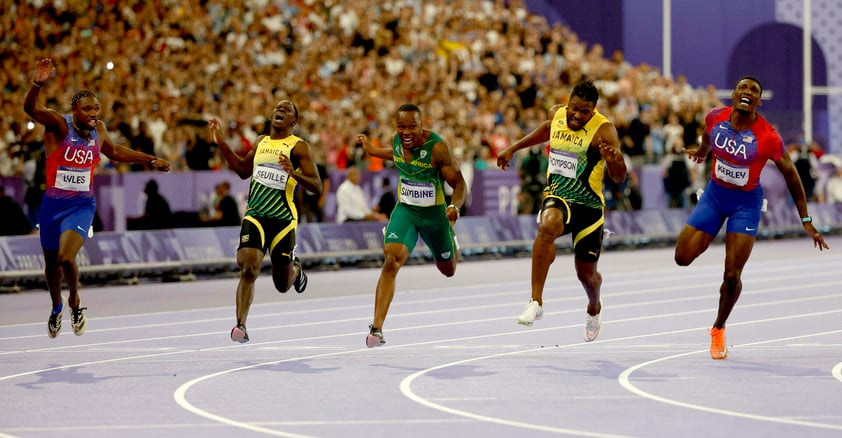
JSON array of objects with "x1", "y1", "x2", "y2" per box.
[
  {"x1": 618, "y1": 329, "x2": 842, "y2": 431},
  {"x1": 398, "y1": 347, "x2": 629, "y2": 438},
  {"x1": 6, "y1": 291, "x2": 841, "y2": 435},
  {"x1": 833, "y1": 362, "x2": 842, "y2": 384}
]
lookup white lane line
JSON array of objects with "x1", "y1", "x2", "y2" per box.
[
  {"x1": 2, "y1": 255, "x2": 835, "y2": 334},
  {"x1": 617, "y1": 329, "x2": 842, "y2": 431},
  {"x1": 2, "y1": 272, "x2": 840, "y2": 354}
]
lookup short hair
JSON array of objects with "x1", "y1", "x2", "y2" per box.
[
  {"x1": 570, "y1": 79, "x2": 599, "y2": 104},
  {"x1": 736, "y1": 75, "x2": 763, "y2": 96},
  {"x1": 396, "y1": 103, "x2": 422, "y2": 117},
  {"x1": 71, "y1": 90, "x2": 97, "y2": 107},
  {"x1": 288, "y1": 100, "x2": 299, "y2": 121}
]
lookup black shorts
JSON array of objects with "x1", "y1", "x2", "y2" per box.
[
  {"x1": 542, "y1": 197, "x2": 604, "y2": 263},
  {"x1": 238, "y1": 215, "x2": 297, "y2": 264}
]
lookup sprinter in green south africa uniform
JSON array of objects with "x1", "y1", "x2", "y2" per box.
[{"x1": 356, "y1": 103, "x2": 467, "y2": 348}]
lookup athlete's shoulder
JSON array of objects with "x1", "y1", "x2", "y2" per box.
[
  {"x1": 705, "y1": 106, "x2": 731, "y2": 126},
  {"x1": 753, "y1": 113, "x2": 784, "y2": 147}
]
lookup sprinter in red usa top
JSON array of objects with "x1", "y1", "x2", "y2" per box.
[
  {"x1": 23, "y1": 57, "x2": 170, "y2": 339},
  {"x1": 674, "y1": 75, "x2": 828, "y2": 360}
]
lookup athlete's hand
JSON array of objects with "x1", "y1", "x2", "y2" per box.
[
  {"x1": 497, "y1": 149, "x2": 515, "y2": 170},
  {"x1": 355, "y1": 134, "x2": 374, "y2": 153},
  {"x1": 803, "y1": 222, "x2": 830, "y2": 251},
  {"x1": 683, "y1": 144, "x2": 707, "y2": 164},
  {"x1": 33, "y1": 58, "x2": 56, "y2": 84},
  {"x1": 278, "y1": 153, "x2": 294, "y2": 175},
  {"x1": 596, "y1": 137, "x2": 622, "y2": 163},
  {"x1": 207, "y1": 118, "x2": 223, "y2": 144},
  {"x1": 150, "y1": 158, "x2": 171, "y2": 172}
]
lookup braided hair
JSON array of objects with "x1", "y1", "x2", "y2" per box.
[{"x1": 71, "y1": 90, "x2": 96, "y2": 107}]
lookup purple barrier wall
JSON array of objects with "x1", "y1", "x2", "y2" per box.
[{"x1": 3, "y1": 205, "x2": 840, "y2": 281}]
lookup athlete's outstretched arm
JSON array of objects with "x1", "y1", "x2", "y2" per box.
[{"x1": 355, "y1": 133, "x2": 394, "y2": 161}]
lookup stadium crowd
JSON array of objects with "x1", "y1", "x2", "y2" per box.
[{"x1": 3, "y1": 0, "x2": 835, "y2": 220}]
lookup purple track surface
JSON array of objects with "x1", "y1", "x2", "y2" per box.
[{"x1": 2, "y1": 237, "x2": 842, "y2": 438}]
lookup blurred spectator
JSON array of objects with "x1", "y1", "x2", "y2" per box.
[
  {"x1": 127, "y1": 179, "x2": 172, "y2": 230},
  {"x1": 824, "y1": 164, "x2": 842, "y2": 204},
  {"x1": 335, "y1": 167, "x2": 386, "y2": 223},
  {"x1": 299, "y1": 145, "x2": 330, "y2": 223},
  {"x1": 199, "y1": 181, "x2": 241, "y2": 227},
  {"x1": 0, "y1": 186, "x2": 33, "y2": 236},
  {"x1": 788, "y1": 137, "x2": 823, "y2": 202},
  {"x1": 128, "y1": 121, "x2": 156, "y2": 172},
  {"x1": 375, "y1": 177, "x2": 397, "y2": 218},
  {"x1": 22, "y1": 147, "x2": 45, "y2": 228},
  {"x1": 662, "y1": 143, "x2": 691, "y2": 208},
  {"x1": 604, "y1": 151, "x2": 639, "y2": 211},
  {"x1": 518, "y1": 145, "x2": 547, "y2": 214}
]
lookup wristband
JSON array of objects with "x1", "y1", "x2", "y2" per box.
[
  {"x1": 33, "y1": 80, "x2": 44, "y2": 88},
  {"x1": 801, "y1": 216, "x2": 812, "y2": 224},
  {"x1": 149, "y1": 158, "x2": 157, "y2": 167}
]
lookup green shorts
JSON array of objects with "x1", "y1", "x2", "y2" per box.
[{"x1": 383, "y1": 203, "x2": 456, "y2": 261}]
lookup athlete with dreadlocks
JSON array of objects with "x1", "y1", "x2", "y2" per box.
[
  {"x1": 208, "y1": 99, "x2": 322, "y2": 343},
  {"x1": 24, "y1": 58, "x2": 171, "y2": 338},
  {"x1": 497, "y1": 79, "x2": 627, "y2": 342}
]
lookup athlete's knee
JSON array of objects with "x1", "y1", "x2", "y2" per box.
[
  {"x1": 674, "y1": 253, "x2": 692, "y2": 267},
  {"x1": 674, "y1": 248, "x2": 696, "y2": 266},
  {"x1": 577, "y1": 269, "x2": 601, "y2": 290},
  {"x1": 56, "y1": 252, "x2": 77, "y2": 270},
  {"x1": 381, "y1": 254, "x2": 404, "y2": 276},
  {"x1": 722, "y1": 268, "x2": 742, "y2": 290},
  {"x1": 239, "y1": 262, "x2": 261, "y2": 282},
  {"x1": 271, "y1": 267, "x2": 292, "y2": 292},
  {"x1": 436, "y1": 260, "x2": 456, "y2": 277},
  {"x1": 537, "y1": 219, "x2": 563, "y2": 238}
]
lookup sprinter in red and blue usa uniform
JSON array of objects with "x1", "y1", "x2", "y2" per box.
[
  {"x1": 24, "y1": 58, "x2": 170, "y2": 339},
  {"x1": 674, "y1": 75, "x2": 828, "y2": 360}
]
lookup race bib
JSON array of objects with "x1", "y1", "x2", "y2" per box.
[
  {"x1": 399, "y1": 179, "x2": 436, "y2": 206},
  {"x1": 548, "y1": 149, "x2": 578, "y2": 178},
  {"x1": 715, "y1": 161, "x2": 749, "y2": 186},
  {"x1": 254, "y1": 163, "x2": 289, "y2": 190},
  {"x1": 55, "y1": 167, "x2": 91, "y2": 192}
]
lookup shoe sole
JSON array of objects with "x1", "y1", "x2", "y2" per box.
[
  {"x1": 366, "y1": 334, "x2": 383, "y2": 348},
  {"x1": 231, "y1": 327, "x2": 249, "y2": 343},
  {"x1": 710, "y1": 347, "x2": 728, "y2": 360}
]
